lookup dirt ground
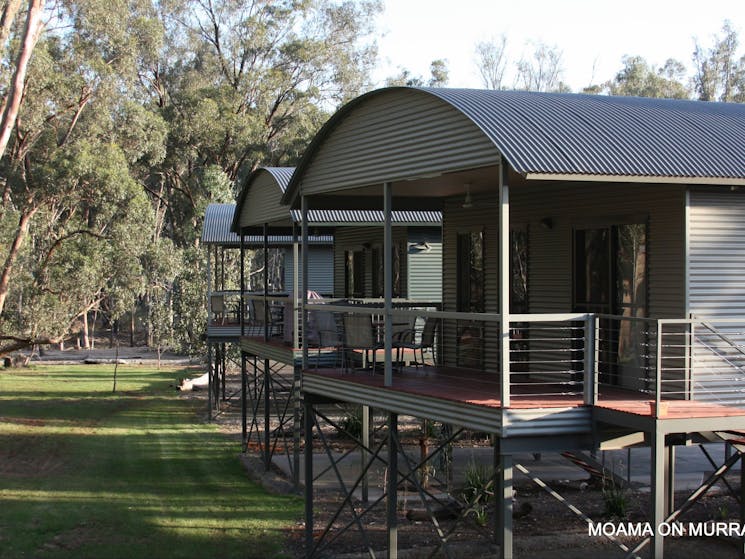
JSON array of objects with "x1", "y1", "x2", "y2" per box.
[
  {"x1": 277, "y1": 458, "x2": 744, "y2": 558},
  {"x1": 197, "y1": 369, "x2": 745, "y2": 558}
]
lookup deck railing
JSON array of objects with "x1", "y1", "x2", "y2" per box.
[
  {"x1": 235, "y1": 299, "x2": 745, "y2": 409},
  {"x1": 303, "y1": 303, "x2": 598, "y2": 404},
  {"x1": 658, "y1": 317, "x2": 745, "y2": 406},
  {"x1": 593, "y1": 315, "x2": 745, "y2": 411}
]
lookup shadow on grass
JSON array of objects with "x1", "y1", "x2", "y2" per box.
[{"x1": 0, "y1": 366, "x2": 302, "y2": 559}]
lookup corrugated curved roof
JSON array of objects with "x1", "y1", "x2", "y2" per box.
[
  {"x1": 234, "y1": 166, "x2": 441, "y2": 230},
  {"x1": 202, "y1": 203, "x2": 332, "y2": 246},
  {"x1": 427, "y1": 88, "x2": 745, "y2": 178},
  {"x1": 282, "y1": 87, "x2": 745, "y2": 204},
  {"x1": 231, "y1": 167, "x2": 294, "y2": 231},
  {"x1": 263, "y1": 167, "x2": 294, "y2": 192}
]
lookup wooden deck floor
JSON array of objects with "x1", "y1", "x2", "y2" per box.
[{"x1": 304, "y1": 366, "x2": 745, "y2": 419}]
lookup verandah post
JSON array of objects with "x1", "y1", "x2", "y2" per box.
[{"x1": 499, "y1": 162, "x2": 511, "y2": 407}]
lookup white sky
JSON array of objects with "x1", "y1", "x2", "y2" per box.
[{"x1": 372, "y1": 0, "x2": 745, "y2": 91}]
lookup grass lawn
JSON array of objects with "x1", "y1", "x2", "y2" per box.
[{"x1": 0, "y1": 364, "x2": 302, "y2": 558}]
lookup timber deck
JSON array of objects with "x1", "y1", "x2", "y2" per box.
[{"x1": 302, "y1": 366, "x2": 745, "y2": 434}]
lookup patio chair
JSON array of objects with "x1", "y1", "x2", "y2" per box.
[
  {"x1": 250, "y1": 299, "x2": 282, "y2": 337},
  {"x1": 210, "y1": 295, "x2": 226, "y2": 325},
  {"x1": 396, "y1": 317, "x2": 439, "y2": 367},
  {"x1": 306, "y1": 309, "x2": 343, "y2": 368},
  {"x1": 391, "y1": 317, "x2": 417, "y2": 368},
  {"x1": 342, "y1": 314, "x2": 383, "y2": 372}
]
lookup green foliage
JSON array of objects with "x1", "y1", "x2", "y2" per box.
[
  {"x1": 0, "y1": 365, "x2": 302, "y2": 558},
  {"x1": 602, "y1": 476, "x2": 628, "y2": 519},
  {"x1": 385, "y1": 58, "x2": 449, "y2": 87},
  {"x1": 463, "y1": 459, "x2": 493, "y2": 527},
  {"x1": 340, "y1": 406, "x2": 363, "y2": 439},
  {"x1": 0, "y1": 0, "x2": 382, "y2": 355},
  {"x1": 607, "y1": 55, "x2": 690, "y2": 99},
  {"x1": 693, "y1": 20, "x2": 745, "y2": 102}
]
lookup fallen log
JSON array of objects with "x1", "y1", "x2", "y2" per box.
[{"x1": 178, "y1": 372, "x2": 209, "y2": 391}]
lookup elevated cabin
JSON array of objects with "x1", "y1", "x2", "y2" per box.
[
  {"x1": 232, "y1": 167, "x2": 442, "y2": 361},
  {"x1": 202, "y1": 202, "x2": 333, "y2": 342},
  {"x1": 282, "y1": 87, "x2": 745, "y2": 558}
]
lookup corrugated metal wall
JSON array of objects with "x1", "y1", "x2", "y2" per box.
[
  {"x1": 688, "y1": 189, "x2": 745, "y2": 404},
  {"x1": 441, "y1": 182, "x2": 687, "y2": 379},
  {"x1": 406, "y1": 227, "x2": 442, "y2": 302},
  {"x1": 689, "y1": 189, "x2": 745, "y2": 318},
  {"x1": 332, "y1": 227, "x2": 409, "y2": 298},
  {"x1": 511, "y1": 182, "x2": 686, "y2": 318},
  {"x1": 300, "y1": 90, "x2": 500, "y2": 195},
  {"x1": 514, "y1": 182, "x2": 686, "y2": 392},
  {"x1": 284, "y1": 246, "x2": 334, "y2": 296}
]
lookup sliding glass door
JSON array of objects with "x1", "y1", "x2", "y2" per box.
[{"x1": 573, "y1": 223, "x2": 647, "y2": 386}]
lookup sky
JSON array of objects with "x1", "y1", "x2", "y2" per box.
[{"x1": 372, "y1": 0, "x2": 744, "y2": 91}]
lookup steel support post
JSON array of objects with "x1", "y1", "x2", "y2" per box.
[
  {"x1": 293, "y1": 363, "x2": 301, "y2": 490},
  {"x1": 651, "y1": 426, "x2": 666, "y2": 558},
  {"x1": 213, "y1": 345, "x2": 220, "y2": 411},
  {"x1": 666, "y1": 444, "x2": 675, "y2": 516},
  {"x1": 301, "y1": 196, "x2": 309, "y2": 369},
  {"x1": 264, "y1": 357, "x2": 271, "y2": 470},
  {"x1": 497, "y1": 442, "x2": 513, "y2": 559},
  {"x1": 207, "y1": 342, "x2": 213, "y2": 419},
  {"x1": 362, "y1": 405, "x2": 370, "y2": 502},
  {"x1": 292, "y1": 223, "x2": 300, "y2": 349},
  {"x1": 498, "y1": 163, "x2": 510, "y2": 407},
  {"x1": 240, "y1": 228, "x2": 245, "y2": 337},
  {"x1": 221, "y1": 343, "x2": 226, "y2": 401},
  {"x1": 741, "y1": 453, "x2": 745, "y2": 559},
  {"x1": 383, "y1": 182, "x2": 393, "y2": 386},
  {"x1": 304, "y1": 400, "x2": 314, "y2": 558},
  {"x1": 387, "y1": 412, "x2": 398, "y2": 558},
  {"x1": 241, "y1": 351, "x2": 247, "y2": 450}
]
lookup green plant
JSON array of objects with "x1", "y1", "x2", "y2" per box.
[
  {"x1": 463, "y1": 459, "x2": 494, "y2": 526},
  {"x1": 602, "y1": 476, "x2": 628, "y2": 519},
  {"x1": 340, "y1": 406, "x2": 363, "y2": 439}
]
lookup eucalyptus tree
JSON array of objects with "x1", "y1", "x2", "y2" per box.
[
  {"x1": 606, "y1": 56, "x2": 690, "y2": 99},
  {"x1": 0, "y1": 0, "x2": 167, "y2": 355},
  {"x1": 384, "y1": 59, "x2": 450, "y2": 88},
  {"x1": 693, "y1": 21, "x2": 745, "y2": 102},
  {"x1": 147, "y1": 0, "x2": 381, "y2": 247},
  {"x1": 515, "y1": 41, "x2": 569, "y2": 93},
  {"x1": 475, "y1": 34, "x2": 509, "y2": 90}
]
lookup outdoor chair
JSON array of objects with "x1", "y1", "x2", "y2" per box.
[
  {"x1": 390, "y1": 316, "x2": 417, "y2": 368},
  {"x1": 396, "y1": 317, "x2": 440, "y2": 367},
  {"x1": 306, "y1": 309, "x2": 343, "y2": 368},
  {"x1": 250, "y1": 299, "x2": 282, "y2": 337},
  {"x1": 342, "y1": 313, "x2": 383, "y2": 372},
  {"x1": 210, "y1": 294, "x2": 226, "y2": 325}
]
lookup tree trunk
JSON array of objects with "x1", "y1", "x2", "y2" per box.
[
  {"x1": 82, "y1": 312, "x2": 89, "y2": 349},
  {"x1": 90, "y1": 308, "x2": 97, "y2": 349},
  {"x1": 0, "y1": 0, "x2": 44, "y2": 159},
  {"x1": 0, "y1": 207, "x2": 35, "y2": 315},
  {"x1": 130, "y1": 306, "x2": 135, "y2": 347},
  {"x1": 0, "y1": 0, "x2": 22, "y2": 56}
]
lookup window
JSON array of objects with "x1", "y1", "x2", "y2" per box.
[
  {"x1": 344, "y1": 250, "x2": 365, "y2": 298},
  {"x1": 510, "y1": 228, "x2": 529, "y2": 314},
  {"x1": 248, "y1": 249, "x2": 285, "y2": 292},
  {"x1": 456, "y1": 230, "x2": 485, "y2": 369},
  {"x1": 372, "y1": 244, "x2": 402, "y2": 298},
  {"x1": 456, "y1": 231, "x2": 484, "y2": 312},
  {"x1": 573, "y1": 224, "x2": 646, "y2": 317}
]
